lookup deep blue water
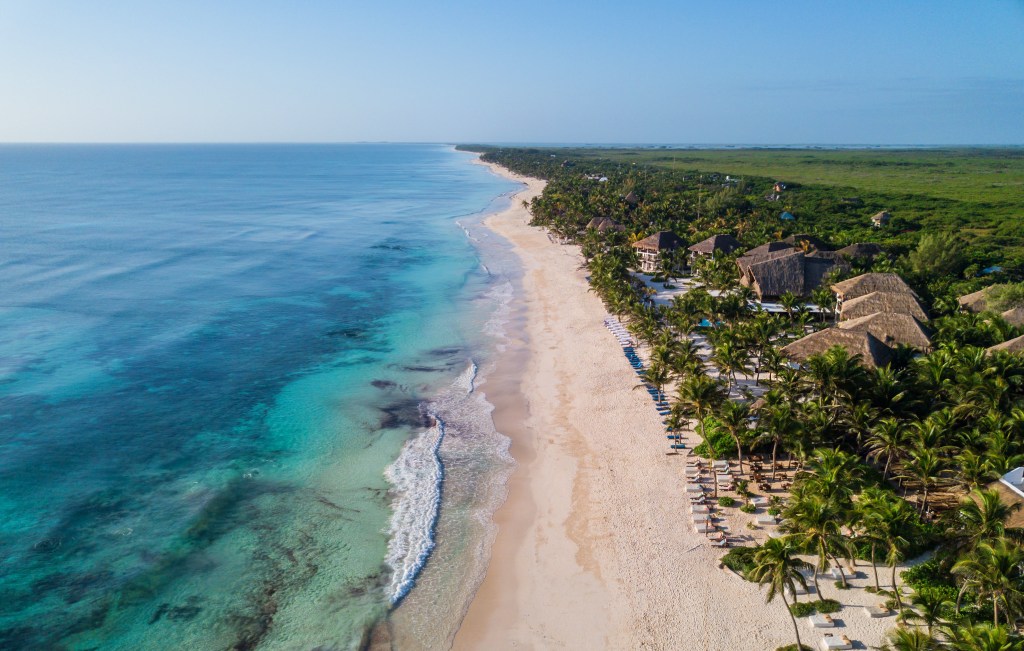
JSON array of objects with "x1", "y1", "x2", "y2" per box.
[{"x1": 0, "y1": 144, "x2": 519, "y2": 649}]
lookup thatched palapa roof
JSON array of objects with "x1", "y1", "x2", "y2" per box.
[
  {"x1": 840, "y1": 291, "x2": 929, "y2": 322},
  {"x1": 1002, "y1": 307, "x2": 1024, "y2": 327},
  {"x1": 743, "y1": 241, "x2": 794, "y2": 258},
  {"x1": 585, "y1": 217, "x2": 624, "y2": 232},
  {"x1": 987, "y1": 480, "x2": 1024, "y2": 529},
  {"x1": 958, "y1": 285, "x2": 1004, "y2": 313},
  {"x1": 739, "y1": 251, "x2": 847, "y2": 300},
  {"x1": 781, "y1": 328, "x2": 893, "y2": 368},
  {"x1": 837, "y1": 243, "x2": 884, "y2": 259},
  {"x1": 838, "y1": 312, "x2": 932, "y2": 351},
  {"x1": 832, "y1": 273, "x2": 917, "y2": 300},
  {"x1": 632, "y1": 231, "x2": 684, "y2": 252},
  {"x1": 782, "y1": 233, "x2": 831, "y2": 252},
  {"x1": 988, "y1": 334, "x2": 1024, "y2": 354},
  {"x1": 624, "y1": 191, "x2": 640, "y2": 205},
  {"x1": 688, "y1": 234, "x2": 743, "y2": 256}
]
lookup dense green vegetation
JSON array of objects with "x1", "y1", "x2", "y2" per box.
[
  {"x1": 463, "y1": 146, "x2": 1024, "y2": 649},
  {"x1": 459, "y1": 145, "x2": 1024, "y2": 298}
]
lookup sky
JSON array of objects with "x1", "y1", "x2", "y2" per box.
[{"x1": 0, "y1": 1, "x2": 1022, "y2": 144}]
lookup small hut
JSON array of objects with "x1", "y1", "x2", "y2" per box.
[
  {"x1": 838, "y1": 312, "x2": 932, "y2": 351},
  {"x1": 781, "y1": 328, "x2": 893, "y2": 368},
  {"x1": 871, "y1": 211, "x2": 891, "y2": 228},
  {"x1": 737, "y1": 251, "x2": 847, "y2": 300},
  {"x1": 839, "y1": 291, "x2": 929, "y2": 322},
  {"x1": 624, "y1": 191, "x2": 640, "y2": 206}
]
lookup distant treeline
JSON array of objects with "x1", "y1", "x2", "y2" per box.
[{"x1": 457, "y1": 145, "x2": 1024, "y2": 304}]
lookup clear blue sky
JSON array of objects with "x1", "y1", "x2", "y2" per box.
[{"x1": 1, "y1": 1, "x2": 1022, "y2": 144}]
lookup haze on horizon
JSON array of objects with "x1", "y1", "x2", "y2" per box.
[{"x1": 1, "y1": 1, "x2": 1022, "y2": 145}]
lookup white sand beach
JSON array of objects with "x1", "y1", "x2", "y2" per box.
[{"x1": 454, "y1": 159, "x2": 904, "y2": 651}]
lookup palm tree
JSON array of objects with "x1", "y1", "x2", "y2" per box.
[
  {"x1": 867, "y1": 417, "x2": 909, "y2": 482},
  {"x1": 779, "y1": 291, "x2": 801, "y2": 321},
  {"x1": 952, "y1": 539, "x2": 1024, "y2": 626},
  {"x1": 943, "y1": 622, "x2": 1024, "y2": 650},
  {"x1": 901, "y1": 446, "x2": 949, "y2": 514},
  {"x1": 783, "y1": 495, "x2": 852, "y2": 593},
  {"x1": 748, "y1": 537, "x2": 813, "y2": 651},
  {"x1": 951, "y1": 489, "x2": 1024, "y2": 551},
  {"x1": 718, "y1": 400, "x2": 751, "y2": 475},
  {"x1": 877, "y1": 626, "x2": 940, "y2": 651},
  {"x1": 900, "y1": 587, "x2": 953, "y2": 636},
  {"x1": 674, "y1": 374, "x2": 727, "y2": 496},
  {"x1": 856, "y1": 487, "x2": 898, "y2": 591},
  {"x1": 636, "y1": 360, "x2": 672, "y2": 404}
]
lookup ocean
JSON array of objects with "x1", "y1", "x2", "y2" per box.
[{"x1": 0, "y1": 144, "x2": 522, "y2": 649}]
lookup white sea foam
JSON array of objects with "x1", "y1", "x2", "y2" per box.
[{"x1": 383, "y1": 362, "x2": 478, "y2": 605}]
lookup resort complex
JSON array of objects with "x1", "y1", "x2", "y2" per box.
[{"x1": 472, "y1": 147, "x2": 1024, "y2": 651}]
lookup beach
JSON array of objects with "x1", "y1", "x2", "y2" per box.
[{"x1": 455, "y1": 159, "x2": 902, "y2": 650}]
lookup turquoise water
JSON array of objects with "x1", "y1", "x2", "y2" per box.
[{"x1": 0, "y1": 144, "x2": 521, "y2": 649}]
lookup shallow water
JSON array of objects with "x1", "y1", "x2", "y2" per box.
[{"x1": 0, "y1": 144, "x2": 520, "y2": 649}]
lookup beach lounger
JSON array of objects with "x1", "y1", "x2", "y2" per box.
[
  {"x1": 670, "y1": 444, "x2": 686, "y2": 450},
  {"x1": 685, "y1": 485, "x2": 704, "y2": 494},
  {"x1": 820, "y1": 634, "x2": 852, "y2": 650},
  {"x1": 694, "y1": 522, "x2": 716, "y2": 533},
  {"x1": 756, "y1": 514, "x2": 778, "y2": 525},
  {"x1": 691, "y1": 504, "x2": 709, "y2": 514},
  {"x1": 713, "y1": 460, "x2": 729, "y2": 471},
  {"x1": 864, "y1": 604, "x2": 891, "y2": 618},
  {"x1": 808, "y1": 614, "x2": 835, "y2": 628},
  {"x1": 711, "y1": 537, "x2": 730, "y2": 548}
]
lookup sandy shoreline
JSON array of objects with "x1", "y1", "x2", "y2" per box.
[{"x1": 453, "y1": 159, "x2": 900, "y2": 651}]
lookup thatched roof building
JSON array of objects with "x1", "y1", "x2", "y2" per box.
[
  {"x1": 987, "y1": 480, "x2": 1024, "y2": 529},
  {"x1": 585, "y1": 217, "x2": 624, "y2": 232},
  {"x1": 836, "y1": 242, "x2": 884, "y2": 259},
  {"x1": 688, "y1": 234, "x2": 743, "y2": 257},
  {"x1": 839, "y1": 291, "x2": 929, "y2": 322},
  {"x1": 624, "y1": 191, "x2": 640, "y2": 205},
  {"x1": 781, "y1": 328, "x2": 893, "y2": 368},
  {"x1": 743, "y1": 241, "x2": 794, "y2": 258},
  {"x1": 782, "y1": 233, "x2": 831, "y2": 252},
  {"x1": 958, "y1": 285, "x2": 1004, "y2": 313},
  {"x1": 738, "y1": 251, "x2": 848, "y2": 300},
  {"x1": 988, "y1": 334, "x2": 1024, "y2": 354},
  {"x1": 832, "y1": 273, "x2": 918, "y2": 301},
  {"x1": 1002, "y1": 307, "x2": 1024, "y2": 327},
  {"x1": 632, "y1": 231, "x2": 685, "y2": 274},
  {"x1": 871, "y1": 211, "x2": 891, "y2": 227},
  {"x1": 838, "y1": 312, "x2": 932, "y2": 351}
]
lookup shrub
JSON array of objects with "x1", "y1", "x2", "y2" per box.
[
  {"x1": 767, "y1": 507, "x2": 781, "y2": 516},
  {"x1": 740, "y1": 503, "x2": 757, "y2": 514},
  {"x1": 902, "y1": 558, "x2": 956, "y2": 591},
  {"x1": 720, "y1": 546, "x2": 757, "y2": 578},
  {"x1": 816, "y1": 599, "x2": 841, "y2": 614},
  {"x1": 718, "y1": 496, "x2": 737, "y2": 507},
  {"x1": 789, "y1": 602, "x2": 816, "y2": 617},
  {"x1": 690, "y1": 417, "x2": 734, "y2": 459},
  {"x1": 775, "y1": 646, "x2": 813, "y2": 651},
  {"x1": 834, "y1": 580, "x2": 850, "y2": 590}
]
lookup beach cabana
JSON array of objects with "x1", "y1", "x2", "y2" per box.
[
  {"x1": 781, "y1": 328, "x2": 893, "y2": 368},
  {"x1": 632, "y1": 231, "x2": 685, "y2": 274},
  {"x1": 838, "y1": 290, "x2": 929, "y2": 322}
]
